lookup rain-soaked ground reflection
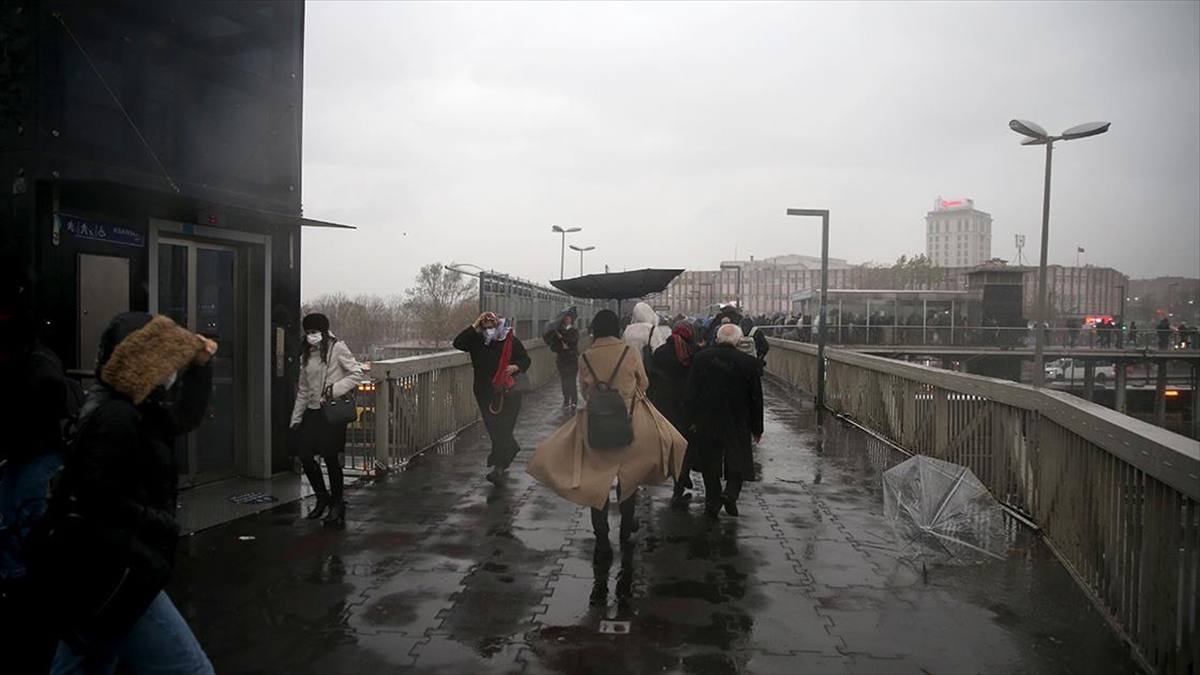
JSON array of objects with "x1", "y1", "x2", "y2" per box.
[{"x1": 167, "y1": 377, "x2": 1142, "y2": 674}]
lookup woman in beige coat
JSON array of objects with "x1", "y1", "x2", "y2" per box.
[{"x1": 527, "y1": 310, "x2": 687, "y2": 554}]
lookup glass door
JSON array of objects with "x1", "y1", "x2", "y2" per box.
[{"x1": 157, "y1": 239, "x2": 242, "y2": 487}]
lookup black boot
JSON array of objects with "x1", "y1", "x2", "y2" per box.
[
  {"x1": 322, "y1": 501, "x2": 345, "y2": 525},
  {"x1": 306, "y1": 494, "x2": 330, "y2": 520}
]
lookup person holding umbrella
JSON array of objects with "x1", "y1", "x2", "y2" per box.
[{"x1": 543, "y1": 307, "x2": 580, "y2": 411}]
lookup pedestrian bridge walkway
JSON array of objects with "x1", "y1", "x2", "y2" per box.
[{"x1": 168, "y1": 378, "x2": 1142, "y2": 674}]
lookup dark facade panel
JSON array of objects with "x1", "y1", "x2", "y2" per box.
[{"x1": 7, "y1": 0, "x2": 303, "y2": 214}]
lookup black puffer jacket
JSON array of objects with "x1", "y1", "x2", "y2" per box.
[{"x1": 57, "y1": 312, "x2": 211, "y2": 566}]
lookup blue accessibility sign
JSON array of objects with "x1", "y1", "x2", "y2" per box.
[{"x1": 55, "y1": 213, "x2": 146, "y2": 248}]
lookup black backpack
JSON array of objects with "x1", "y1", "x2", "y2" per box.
[{"x1": 582, "y1": 347, "x2": 635, "y2": 449}]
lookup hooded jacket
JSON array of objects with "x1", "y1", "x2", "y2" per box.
[
  {"x1": 543, "y1": 308, "x2": 580, "y2": 371},
  {"x1": 54, "y1": 313, "x2": 212, "y2": 571},
  {"x1": 622, "y1": 302, "x2": 666, "y2": 354}
]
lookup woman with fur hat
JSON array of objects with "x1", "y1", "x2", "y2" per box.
[
  {"x1": 37, "y1": 311, "x2": 218, "y2": 674},
  {"x1": 291, "y1": 313, "x2": 363, "y2": 524}
]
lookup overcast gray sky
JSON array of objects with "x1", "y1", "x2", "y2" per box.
[{"x1": 299, "y1": 0, "x2": 1200, "y2": 300}]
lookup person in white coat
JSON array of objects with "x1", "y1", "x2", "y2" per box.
[{"x1": 291, "y1": 313, "x2": 363, "y2": 524}]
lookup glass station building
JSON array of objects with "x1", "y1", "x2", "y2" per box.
[{"x1": 1, "y1": 1, "x2": 344, "y2": 486}]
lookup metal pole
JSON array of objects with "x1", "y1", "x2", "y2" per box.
[
  {"x1": 578, "y1": 250, "x2": 584, "y2": 276},
  {"x1": 729, "y1": 266, "x2": 739, "y2": 312},
  {"x1": 559, "y1": 232, "x2": 566, "y2": 279},
  {"x1": 1033, "y1": 139, "x2": 1055, "y2": 388},
  {"x1": 817, "y1": 213, "x2": 829, "y2": 409}
]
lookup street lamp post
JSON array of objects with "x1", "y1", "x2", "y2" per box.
[
  {"x1": 569, "y1": 244, "x2": 595, "y2": 276},
  {"x1": 1008, "y1": 119, "x2": 1111, "y2": 387},
  {"x1": 551, "y1": 225, "x2": 582, "y2": 279},
  {"x1": 786, "y1": 208, "x2": 830, "y2": 409},
  {"x1": 446, "y1": 262, "x2": 487, "y2": 313}
]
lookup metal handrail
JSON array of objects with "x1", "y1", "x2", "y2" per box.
[{"x1": 765, "y1": 337, "x2": 1198, "y2": 674}]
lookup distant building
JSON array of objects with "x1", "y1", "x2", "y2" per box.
[{"x1": 926, "y1": 198, "x2": 993, "y2": 268}]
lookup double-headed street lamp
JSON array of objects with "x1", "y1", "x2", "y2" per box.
[
  {"x1": 1008, "y1": 118, "x2": 1110, "y2": 387},
  {"x1": 569, "y1": 244, "x2": 595, "y2": 276},
  {"x1": 551, "y1": 225, "x2": 581, "y2": 279},
  {"x1": 786, "y1": 208, "x2": 830, "y2": 410}
]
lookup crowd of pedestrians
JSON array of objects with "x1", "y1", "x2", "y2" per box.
[{"x1": 455, "y1": 301, "x2": 766, "y2": 555}]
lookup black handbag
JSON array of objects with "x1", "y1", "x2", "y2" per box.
[
  {"x1": 322, "y1": 385, "x2": 358, "y2": 426},
  {"x1": 320, "y1": 341, "x2": 360, "y2": 426},
  {"x1": 507, "y1": 372, "x2": 532, "y2": 397}
]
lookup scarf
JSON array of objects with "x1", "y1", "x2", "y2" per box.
[
  {"x1": 671, "y1": 323, "x2": 696, "y2": 366},
  {"x1": 483, "y1": 316, "x2": 509, "y2": 346}
]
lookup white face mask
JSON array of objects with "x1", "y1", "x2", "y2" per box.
[
  {"x1": 162, "y1": 371, "x2": 178, "y2": 390},
  {"x1": 306, "y1": 333, "x2": 323, "y2": 346},
  {"x1": 484, "y1": 328, "x2": 498, "y2": 341}
]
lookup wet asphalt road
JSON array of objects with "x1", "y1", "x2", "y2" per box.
[{"x1": 168, "y1": 379, "x2": 1142, "y2": 674}]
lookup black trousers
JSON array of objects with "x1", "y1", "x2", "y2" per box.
[
  {"x1": 477, "y1": 392, "x2": 522, "y2": 469},
  {"x1": 591, "y1": 483, "x2": 635, "y2": 536},
  {"x1": 558, "y1": 367, "x2": 578, "y2": 406},
  {"x1": 297, "y1": 408, "x2": 346, "y2": 503},
  {"x1": 703, "y1": 470, "x2": 744, "y2": 508}
]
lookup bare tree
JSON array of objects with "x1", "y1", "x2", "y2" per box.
[
  {"x1": 301, "y1": 293, "x2": 407, "y2": 358},
  {"x1": 403, "y1": 263, "x2": 478, "y2": 348}
]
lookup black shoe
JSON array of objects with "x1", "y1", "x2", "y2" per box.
[
  {"x1": 306, "y1": 495, "x2": 331, "y2": 520},
  {"x1": 485, "y1": 466, "x2": 506, "y2": 485},
  {"x1": 721, "y1": 493, "x2": 739, "y2": 517},
  {"x1": 322, "y1": 501, "x2": 345, "y2": 524}
]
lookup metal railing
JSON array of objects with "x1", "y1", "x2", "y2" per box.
[
  {"x1": 343, "y1": 342, "x2": 560, "y2": 474},
  {"x1": 765, "y1": 337, "x2": 1199, "y2": 675},
  {"x1": 752, "y1": 324, "x2": 1199, "y2": 351}
]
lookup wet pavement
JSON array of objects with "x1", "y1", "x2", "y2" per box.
[{"x1": 169, "y1": 379, "x2": 1143, "y2": 674}]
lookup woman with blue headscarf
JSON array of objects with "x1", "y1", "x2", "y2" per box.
[{"x1": 454, "y1": 311, "x2": 531, "y2": 485}]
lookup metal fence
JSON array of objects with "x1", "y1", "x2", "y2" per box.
[
  {"x1": 478, "y1": 270, "x2": 611, "y2": 343},
  {"x1": 752, "y1": 324, "x2": 1200, "y2": 351},
  {"x1": 342, "y1": 342, "x2": 560, "y2": 474},
  {"x1": 764, "y1": 337, "x2": 1199, "y2": 675}
]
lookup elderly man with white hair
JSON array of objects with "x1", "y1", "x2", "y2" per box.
[{"x1": 683, "y1": 322, "x2": 764, "y2": 520}]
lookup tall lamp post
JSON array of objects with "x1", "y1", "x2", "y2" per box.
[
  {"x1": 569, "y1": 244, "x2": 595, "y2": 276},
  {"x1": 786, "y1": 208, "x2": 830, "y2": 409},
  {"x1": 551, "y1": 225, "x2": 581, "y2": 279},
  {"x1": 1008, "y1": 118, "x2": 1110, "y2": 387}
]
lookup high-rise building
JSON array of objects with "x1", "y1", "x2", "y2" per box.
[{"x1": 926, "y1": 198, "x2": 992, "y2": 268}]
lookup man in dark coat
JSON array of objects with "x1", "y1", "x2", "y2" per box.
[
  {"x1": 651, "y1": 321, "x2": 699, "y2": 504},
  {"x1": 454, "y1": 312, "x2": 532, "y2": 484},
  {"x1": 1157, "y1": 317, "x2": 1173, "y2": 350},
  {"x1": 684, "y1": 323, "x2": 764, "y2": 519},
  {"x1": 38, "y1": 312, "x2": 217, "y2": 673},
  {"x1": 543, "y1": 307, "x2": 580, "y2": 410}
]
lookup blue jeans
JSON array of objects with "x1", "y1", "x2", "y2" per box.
[
  {"x1": 50, "y1": 591, "x2": 214, "y2": 675},
  {"x1": 0, "y1": 451, "x2": 63, "y2": 581}
]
